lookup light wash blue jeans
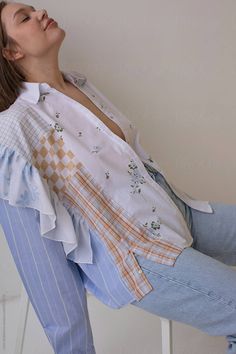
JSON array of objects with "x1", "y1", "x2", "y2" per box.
[{"x1": 131, "y1": 163, "x2": 236, "y2": 354}]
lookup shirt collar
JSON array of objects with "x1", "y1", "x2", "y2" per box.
[{"x1": 18, "y1": 70, "x2": 87, "y2": 104}]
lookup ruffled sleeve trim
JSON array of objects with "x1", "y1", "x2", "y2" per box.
[{"x1": 0, "y1": 144, "x2": 93, "y2": 264}]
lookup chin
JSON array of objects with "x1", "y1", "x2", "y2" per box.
[
  {"x1": 53, "y1": 28, "x2": 66, "y2": 43},
  {"x1": 58, "y1": 27, "x2": 66, "y2": 38}
]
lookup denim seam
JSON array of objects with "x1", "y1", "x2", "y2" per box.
[{"x1": 141, "y1": 266, "x2": 236, "y2": 311}]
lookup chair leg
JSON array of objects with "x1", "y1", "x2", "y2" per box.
[
  {"x1": 159, "y1": 317, "x2": 173, "y2": 354},
  {"x1": 14, "y1": 284, "x2": 30, "y2": 354}
]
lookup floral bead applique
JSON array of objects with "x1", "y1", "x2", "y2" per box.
[
  {"x1": 128, "y1": 159, "x2": 146, "y2": 194},
  {"x1": 105, "y1": 171, "x2": 110, "y2": 179},
  {"x1": 91, "y1": 145, "x2": 101, "y2": 154},
  {"x1": 49, "y1": 122, "x2": 64, "y2": 140},
  {"x1": 143, "y1": 217, "x2": 161, "y2": 238}
]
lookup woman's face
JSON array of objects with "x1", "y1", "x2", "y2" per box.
[{"x1": 1, "y1": 2, "x2": 65, "y2": 62}]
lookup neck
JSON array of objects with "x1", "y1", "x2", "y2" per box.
[{"x1": 23, "y1": 60, "x2": 69, "y2": 91}]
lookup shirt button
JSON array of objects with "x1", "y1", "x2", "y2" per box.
[{"x1": 138, "y1": 269, "x2": 142, "y2": 274}]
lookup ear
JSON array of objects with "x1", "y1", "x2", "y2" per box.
[{"x1": 2, "y1": 47, "x2": 24, "y2": 61}]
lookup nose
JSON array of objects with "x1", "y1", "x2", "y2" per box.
[
  {"x1": 42, "y1": 9, "x2": 48, "y2": 18},
  {"x1": 37, "y1": 8, "x2": 48, "y2": 30},
  {"x1": 37, "y1": 8, "x2": 48, "y2": 20}
]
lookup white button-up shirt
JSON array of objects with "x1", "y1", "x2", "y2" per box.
[{"x1": 0, "y1": 70, "x2": 213, "y2": 299}]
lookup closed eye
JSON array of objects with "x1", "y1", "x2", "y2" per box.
[
  {"x1": 21, "y1": 8, "x2": 36, "y2": 23},
  {"x1": 21, "y1": 16, "x2": 30, "y2": 22}
]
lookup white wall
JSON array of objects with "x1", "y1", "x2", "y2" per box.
[{"x1": 1, "y1": 0, "x2": 236, "y2": 353}]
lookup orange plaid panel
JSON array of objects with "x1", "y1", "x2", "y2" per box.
[{"x1": 32, "y1": 128, "x2": 80, "y2": 197}]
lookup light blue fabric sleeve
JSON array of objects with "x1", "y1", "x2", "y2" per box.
[
  {"x1": 0, "y1": 198, "x2": 96, "y2": 354},
  {"x1": 0, "y1": 144, "x2": 93, "y2": 264}
]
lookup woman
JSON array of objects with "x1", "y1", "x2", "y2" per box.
[{"x1": 0, "y1": 2, "x2": 236, "y2": 353}]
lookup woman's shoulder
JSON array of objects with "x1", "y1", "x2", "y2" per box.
[
  {"x1": 0, "y1": 97, "x2": 48, "y2": 164},
  {"x1": 0, "y1": 96, "x2": 29, "y2": 119}
]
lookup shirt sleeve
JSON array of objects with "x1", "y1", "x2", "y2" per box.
[
  {"x1": 0, "y1": 197, "x2": 96, "y2": 353},
  {"x1": 0, "y1": 144, "x2": 93, "y2": 264}
]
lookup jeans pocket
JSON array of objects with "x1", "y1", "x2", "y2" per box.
[{"x1": 133, "y1": 252, "x2": 171, "y2": 276}]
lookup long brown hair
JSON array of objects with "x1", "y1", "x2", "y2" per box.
[{"x1": 0, "y1": 1, "x2": 26, "y2": 112}]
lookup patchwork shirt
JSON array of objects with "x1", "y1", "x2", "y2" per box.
[{"x1": 0, "y1": 70, "x2": 213, "y2": 301}]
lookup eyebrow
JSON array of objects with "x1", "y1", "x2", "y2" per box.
[{"x1": 12, "y1": 5, "x2": 36, "y2": 20}]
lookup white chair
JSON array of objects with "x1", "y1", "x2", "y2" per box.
[
  {"x1": 14, "y1": 284, "x2": 30, "y2": 354},
  {"x1": 15, "y1": 283, "x2": 173, "y2": 354},
  {"x1": 159, "y1": 316, "x2": 173, "y2": 354}
]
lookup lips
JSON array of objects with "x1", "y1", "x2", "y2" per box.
[{"x1": 44, "y1": 18, "x2": 56, "y2": 30}]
